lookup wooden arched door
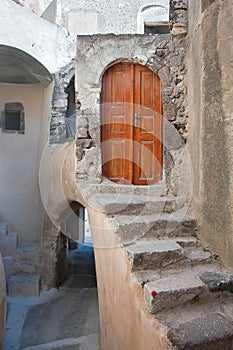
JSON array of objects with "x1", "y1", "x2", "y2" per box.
[{"x1": 101, "y1": 62, "x2": 163, "y2": 185}]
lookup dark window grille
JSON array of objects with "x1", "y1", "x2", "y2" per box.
[
  {"x1": 1, "y1": 102, "x2": 25, "y2": 134},
  {"x1": 5, "y1": 111, "x2": 21, "y2": 131}
]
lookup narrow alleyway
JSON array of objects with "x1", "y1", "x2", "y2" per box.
[{"x1": 4, "y1": 242, "x2": 100, "y2": 350}]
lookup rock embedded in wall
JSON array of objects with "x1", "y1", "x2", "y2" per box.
[
  {"x1": 76, "y1": 116, "x2": 89, "y2": 138},
  {"x1": 170, "y1": 0, "x2": 188, "y2": 36}
]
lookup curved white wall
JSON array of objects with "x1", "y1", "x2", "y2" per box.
[{"x1": 0, "y1": 0, "x2": 57, "y2": 73}]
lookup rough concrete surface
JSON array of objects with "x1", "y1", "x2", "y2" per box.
[{"x1": 19, "y1": 288, "x2": 99, "y2": 348}]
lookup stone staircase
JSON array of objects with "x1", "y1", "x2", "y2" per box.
[
  {"x1": 0, "y1": 221, "x2": 40, "y2": 297},
  {"x1": 87, "y1": 184, "x2": 233, "y2": 349}
]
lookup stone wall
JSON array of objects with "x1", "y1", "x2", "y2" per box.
[
  {"x1": 49, "y1": 0, "x2": 187, "y2": 146},
  {"x1": 187, "y1": 0, "x2": 233, "y2": 269},
  {"x1": 50, "y1": 61, "x2": 75, "y2": 144},
  {"x1": 75, "y1": 26, "x2": 190, "y2": 195}
]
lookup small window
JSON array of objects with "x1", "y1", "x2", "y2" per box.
[
  {"x1": 5, "y1": 111, "x2": 21, "y2": 131},
  {"x1": 1, "y1": 102, "x2": 25, "y2": 134},
  {"x1": 137, "y1": 2, "x2": 170, "y2": 34}
]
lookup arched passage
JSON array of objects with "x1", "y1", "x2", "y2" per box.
[
  {"x1": 101, "y1": 62, "x2": 163, "y2": 185},
  {"x1": 0, "y1": 45, "x2": 52, "y2": 86},
  {"x1": 58, "y1": 202, "x2": 97, "y2": 287}
]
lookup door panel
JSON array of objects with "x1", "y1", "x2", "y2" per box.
[
  {"x1": 133, "y1": 65, "x2": 162, "y2": 185},
  {"x1": 139, "y1": 140, "x2": 154, "y2": 180},
  {"x1": 110, "y1": 139, "x2": 124, "y2": 180},
  {"x1": 101, "y1": 63, "x2": 162, "y2": 185},
  {"x1": 101, "y1": 63, "x2": 134, "y2": 184}
]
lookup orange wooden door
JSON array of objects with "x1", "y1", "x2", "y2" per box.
[{"x1": 101, "y1": 63, "x2": 162, "y2": 185}]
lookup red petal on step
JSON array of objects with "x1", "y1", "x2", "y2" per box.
[{"x1": 151, "y1": 291, "x2": 157, "y2": 298}]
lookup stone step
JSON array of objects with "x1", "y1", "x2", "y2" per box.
[
  {"x1": 16, "y1": 243, "x2": 40, "y2": 262},
  {"x1": 144, "y1": 270, "x2": 206, "y2": 314},
  {"x1": 82, "y1": 178, "x2": 167, "y2": 197},
  {"x1": 125, "y1": 239, "x2": 184, "y2": 270},
  {"x1": 0, "y1": 232, "x2": 18, "y2": 257},
  {"x1": 134, "y1": 262, "x2": 231, "y2": 289},
  {"x1": 125, "y1": 238, "x2": 217, "y2": 275},
  {"x1": 167, "y1": 312, "x2": 233, "y2": 350},
  {"x1": 8, "y1": 274, "x2": 40, "y2": 297},
  {"x1": 0, "y1": 222, "x2": 8, "y2": 238},
  {"x1": 89, "y1": 193, "x2": 178, "y2": 215},
  {"x1": 199, "y1": 271, "x2": 233, "y2": 293},
  {"x1": 12, "y1": 260, "x2": 40, "y2": 275},
  {"x1": 173, "y1": 236, "x2": 201, "y2": 248},
  {"x1": 113, "y1": 214, "x2": 196, "y2": 243},
  {"x1": 184, "y1": 247, "x2": 213, "y2": 265}
]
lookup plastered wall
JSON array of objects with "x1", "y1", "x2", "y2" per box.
[
  {"x1": 0, "y1": 83, "x2": 51, "y2": 242},
  {"x1": 187, "y1": 0, "x2": 233, "y2": 269}
]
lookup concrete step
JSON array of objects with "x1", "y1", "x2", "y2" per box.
[
  {"x1": 144, "y1": 270, "x2": 206, "y2": 314},
  {"x1": 0, "y1": 232, "x2": 18, "y2": 257},
  {"x1": 125, "y1": 239, "x2": 184, "y2": 270},
  {"x1": 12, "y1": 260, "x2": 39, "y2": 275},
  {"x1": 167, "y1": 312, "x2": 233, "y2": 350},
  {"x1": 16, "y1": 243, "x2": 40, "y2": 262},
  {"x1": 8, "y1": 274, "x2": 40, "y2": 297},
  {"x1": 89, "y1": 193, "x2": 178, "y2": 215},
  {"x1": 0, "y1": 222, "x2": 8, "y2": 237},
  {"x1": 113, "y1": 214, "x2": 196, "y2": 243}
]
